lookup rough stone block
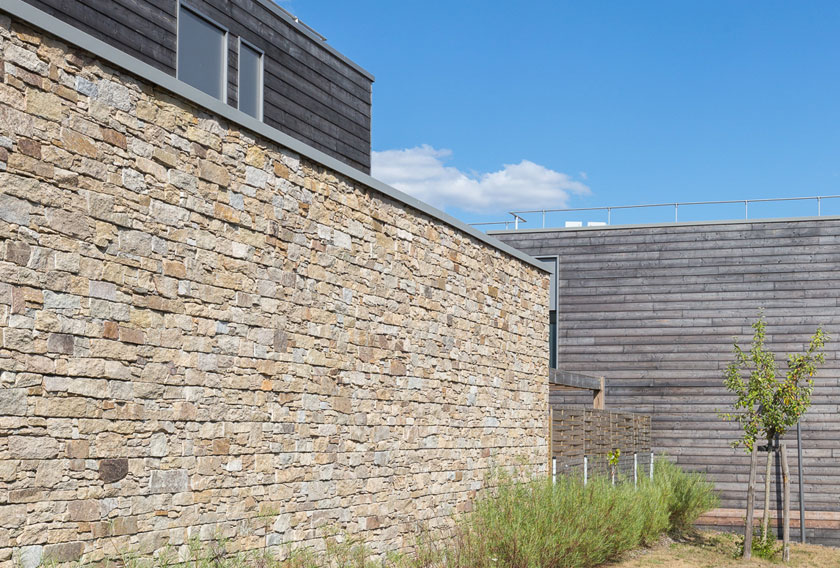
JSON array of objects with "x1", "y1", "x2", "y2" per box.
[
  {"x1": 0, "y1": 193, "x2": 31, "y2": 226},
  {"x1": 99, "y1": 459, "x2": 128, "y2": 483},
  {"x1": 43, "y1": 542, "x2": 84, "y2": 564},
  {"x1": 17, "y1": 138, "x2": 41, "y2": 158},
  {"x1": 18, "y1": 545, "x2": 42, "y2": 568},
  {"x1": 95, "y1": 80, "x2": 132, "y2": 111},
  {"x1": 168, "y1": 169, "x2": 197, "y2": 191},
  {"x1": 26, "y1": 89, "x2": 62, "y2": 120},
  {"x1": 88, "y1": 281, "x2": 116, "y2": 301},
  {"x1": 46, "y1": 208, "x2": 92, "y2": 239},
  {"x1": 0, "y1": 387, "x2": 26, "y2": 416},
  {"x1": 68, "y1": 500, "x2": 99, "y2": 522},
  {"x1": 61, "y1": 128, "x2": 98, "y2": 158},
  {"x1": 100, "y1": 127, "x2": 126, "y2": 149},
  {"x1": 149, "y1": 469, "x2": 189, "y2": 494},
  {"x1": 46, "y1": 332, "x2": 74, "y2": 354},
  {"x1": 199, "y1": 159, "x2": 230, "y2": 186},
  {"x1": 5, "y1": 241, "x2": 31, "y2": 266},
  {"x1": 65, "y1": 439, "x2": 89, "y2": 459}
]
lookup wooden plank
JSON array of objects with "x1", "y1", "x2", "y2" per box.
[{"x1": 549, "y1": 368, "x2": 601, "y2": 391}]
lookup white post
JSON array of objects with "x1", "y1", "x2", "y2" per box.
[
  {"x1": 634, "y1": 453, "x2": 638, "y2": 488},
  {"x1": 552, "y1": 457, "x2": 556, "y2": 485},
  {"x1": 583, "y1": 455, "x2": 588, "y2": 486},
  {"x1": 650, "y1": 452, "x2": 654, "y2": 480}
]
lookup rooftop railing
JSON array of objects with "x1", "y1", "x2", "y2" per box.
[{"x1": 474, "y1": 194, "x2": 840, "y2": 231}]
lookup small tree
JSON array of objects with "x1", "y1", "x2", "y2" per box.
[{"x1": 722, "y1": 313, "x2": 827, "y2": 561}]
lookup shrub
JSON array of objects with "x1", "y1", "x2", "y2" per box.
[
  {"x1": 448, "y1": 473, "x2": 669, "y2": 568},
  {"x1": 654, "y1": 457, "x2": 719, "y2": 534}
]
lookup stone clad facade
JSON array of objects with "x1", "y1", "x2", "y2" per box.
[{"x1": 0, "y1": 14, "x2": 548, "y2": 566}]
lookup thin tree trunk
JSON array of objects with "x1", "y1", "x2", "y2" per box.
[
  {"x1": 762, "y1": 446, "x2": 773, "y2": 543},
  {"x1": 782, "y1": 443, "x2": 791, "y2": 562},
  {"x1": 744, "y1": 447, "x2": 759, "y2": 560}
]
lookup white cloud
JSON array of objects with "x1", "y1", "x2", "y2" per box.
[{"x1": 371, "y1": 145, "x2": 589, "y2": 213}]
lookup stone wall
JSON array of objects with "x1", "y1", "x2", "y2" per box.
[{"x1": 0, "y1": 14, "x2": 549, "y2": 566}]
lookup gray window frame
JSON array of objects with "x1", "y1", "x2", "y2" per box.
[
  {"x1": 176, "y1": 1, "x2": 229, "y2": 103},
  {"x1": 536, "y1": 255, "x2": 559, "y2": 369},
  {"x1": 535, "y1": 256, "x2": 558, "y2": 312},
  {"x1": 237, "y1": 37, "x2": 264, "y2": 121}
]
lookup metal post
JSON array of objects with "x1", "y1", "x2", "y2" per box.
[
  {"x1": 583, "y1": 455, "x2": 588, "y2": 486},
  {"x1": 552, "y1": 456, "x2": 557, "y2": 485},
  {"x1": 745, "y1": 200, "x2": 749, "y2": 219},
  {"x1": 674, "y1": 203, "x2": 678, "y2": 222},
  {"x1": 634, "y1": 453, "x2": 638, "y2": 488},
  {"x1": 542, "y1": 210, "x2": 546, "y2": 228},
  {"x1": 650, "y1": 452, "x2": 654, "y2": 480},
  {"x1": 797, "y1": 421, "x2": 806, "y2": 543},
  {"x1": 607, "y1": 207, "x2": 611, "y2": 225},
  {"x1": 514, "y1": 216, "x2": 519, "y2": 230},
  {"x1": 818, "y1": 196, "x2": 822, "y2": 217}
]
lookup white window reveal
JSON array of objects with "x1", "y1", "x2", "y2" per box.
[
  {"x1": 238, "y1": 40, "x2": 264, "y2": 120},
  {"x1": 177, "y1": 4, "x2": 227, "y2": 101}
]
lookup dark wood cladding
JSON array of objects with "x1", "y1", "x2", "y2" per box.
[
  {"x1": 22, "y1": 0, "x2": 177, "y2": 73},
  {"x1": 495, "y1": 218, "x2": 840, "y2": 546},
  {"x1": 20, "y1": 0, "x2": 373, "y2": 172}
]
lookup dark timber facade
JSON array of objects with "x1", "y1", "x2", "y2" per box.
[
  {"x1": 494, "y1": 217, "x2": 840, "y2": 546},
  {"x1": 19, "y1": 0, "x2": 374, "y2": 172}
]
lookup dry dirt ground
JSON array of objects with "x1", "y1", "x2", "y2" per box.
[{"x1": 605, "y1": 531, "x2": 840, "y2": 568}]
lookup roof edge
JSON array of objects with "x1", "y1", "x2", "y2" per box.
[
  {"x1": 0, "y1": 0, "x2": 545, "y2": 272},
  {"x1": 251, "y1": 0, "x2": 374, "y2": 82},
  {"x1": 488, "y1": 214, "x2": 840, "y2": 236}
]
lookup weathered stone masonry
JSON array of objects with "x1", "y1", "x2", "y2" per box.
[{"x1": 0, "y1": 14, "x2": 548, "y2": 566}]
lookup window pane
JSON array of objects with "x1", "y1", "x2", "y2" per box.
[
  {"x1": 178, "y1": 7, "x2": 225, "y2": 100},
  {"x1": 239, "y1": 43, "x2": 262, "y2": 119}
]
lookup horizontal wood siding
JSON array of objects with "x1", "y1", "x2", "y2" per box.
[
  {"x1": 19, "y1": 0, "x2": 373, "y2": 172},
  {"x1": 21, "y1": 0, "x2": 176, "y2": 73},
  {"x1": 496, "y1": 219, "x2": 840, "y2": 544}
]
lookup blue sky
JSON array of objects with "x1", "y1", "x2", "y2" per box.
[{"x1": 281, "y1": 1, "x2": 840, "y2": 228}]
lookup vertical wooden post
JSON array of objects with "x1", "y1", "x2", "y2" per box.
[
  {"x1": 782, "y1": 443, "x2": 791, "y2": 562},
  {"x1": 634, "y1": 453, "x2": 638, "y2": 488},
  {"x1": 744, "y1": 447, "x2": 759, "y2": 560},
  {"x1": 548, "y1": 407, "x2": 554, "y2": 477},
  {"x1": 584, "y1": 455, "x2": 588, "y2": 486},
  {"x1": 762, "y1": 446, "x2": 773, "y2": 544},
  {"x1": 593, "y1": 376, "x2": 605, "y2": 409}
]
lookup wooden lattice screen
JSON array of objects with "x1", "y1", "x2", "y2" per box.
[{"x1": 550, "y1": 406, "x2": 651, "y2": 474}]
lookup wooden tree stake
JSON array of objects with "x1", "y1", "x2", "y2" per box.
[
  {"x1": 762, "y1": 446, "x2": 773, "y2": 543},
  {"x1": 782, "y1": 442, "x2": 791, "y2": 562},
  {"x1": 744, "y1": 447, "x2": 759, "y2": 560}
]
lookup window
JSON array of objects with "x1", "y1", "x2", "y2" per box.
[
  {"x1": 536, "y1": 256, "x2": 558, "y2": 369},
  {"x1": 177, "y1": 4, "x2": 227, "y2": 101},
  {"x1": 238, "y1": 40, "x2": 264, "y2": 120}
]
